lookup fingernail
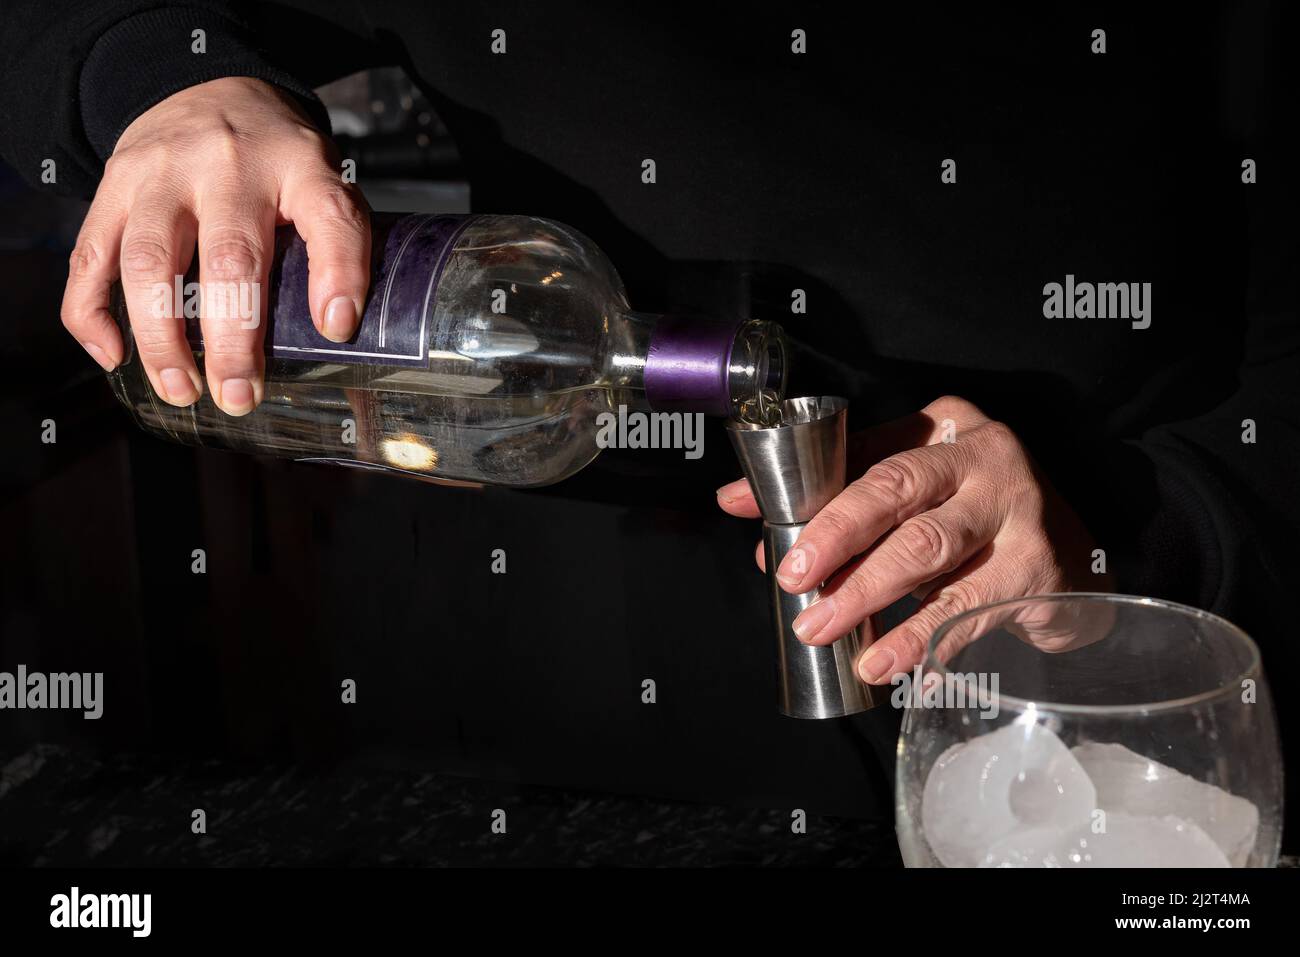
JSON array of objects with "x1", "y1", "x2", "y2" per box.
[
  {"x1": 218, "y1": 377, "x2": 257, "y2": 416},
  {"x1": 716, "y1": 486, "x2": 736, "y2": 505},
  {"x1": 859, "y1": 645, "x2": 897, "y2": 683},
  {"x1": 160, "y1": 367, "x2": 198, "y2": 404},
  {"x1": 83, "y1": 342, "x2": 115, "y2": 371},
  {"x1": 777, "y1": 545, "x2": 813, "y2": 588},
  {"x1": 322, "y1": 296, "x2": 357, "y2": 342},
  {"x1": 792, "y1": 597, "x2": 835, "y2": 642}
]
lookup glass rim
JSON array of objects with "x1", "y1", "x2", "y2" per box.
[{"x1": 924, "y1": 592, "x2": 1263, "y2": 716}]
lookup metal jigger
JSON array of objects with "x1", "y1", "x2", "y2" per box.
[{"x1": 727, "y1": 396, "x2": 889, "y2": 719}]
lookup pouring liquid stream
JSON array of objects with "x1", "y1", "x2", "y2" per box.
[{"x1": 736, "y1": 388, "x2": 785, "y2": 428}]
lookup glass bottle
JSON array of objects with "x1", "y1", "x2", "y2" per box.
[{"x1": 106, "y1": 214, "x2": 787, "y2": 486}]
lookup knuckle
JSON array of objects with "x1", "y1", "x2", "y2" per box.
[
  {"x1": 862, "y1": 455, "x2": 919, "y2": 510},
  {"x1": 101, "y1": 152, "x2": 128, "y2": 179},
  {"x1": 813, "y1": 502, "x2": 860, "y2": 544},
  {"x1": 200, "y1": 330, "x2": 258, "y2": 360},
  {"x1": 834, "y1": 572, "x2": 874, "y2": 615},
  {"x1": 59, "y1": 302, "x2": 82, "y2": 334},
  {"x1": 120, "y1": 234, "x2": 173, "y2": 281},
  {"x1": 934, "y1": 577, "x2": 985, "y2": 619},
  {"x1": 896, "y1": 514, "x2": 954, "y2": 570},
  {"x1": 132, "y1": 325, "x2": 184, "y2": 356},
  {"x1": 204, "y1": 124, "x2": 243, "y2": 165},
  {"x1": 59, "y1": 298, "x2": 108, "y2": 337},
  {"x1": 67, "y1": 241, "x2": 105, "y2": 281},
  {"x1": 202, "y1": 232, "x2": 262, "y2": 282},
  {"x1": 312, "y1": 185, "x2": 368, "y2": 237},
  {"x1": 292, "y1": 124, "x2": 330, "y2": 156},
  {"x1": 892, "y1": 620, "x2": 934, "y2": 663},
  {"x1": 980, "y1": 419, "x2": 1022, "y2": 456},
  {"x1": 101, "y1": 148, "x2": 147, "y2": 183},
  {"x1": 926, "y1": 394, "x2": 979, "y2": 420}
]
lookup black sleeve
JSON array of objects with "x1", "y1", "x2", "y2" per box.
[
  {"x1": 1063, "y1": 169, "x2": 1299, "y2": 637},
  {"x1": 0, "y1": 1, "x2": 329, "y2": 199},
  {"x1": 1071, "y1": 299, "x2": 1300, "y2": 623},
  {"x1": 1064, "y1": 13, "x2": 1299, "y2": 638}
]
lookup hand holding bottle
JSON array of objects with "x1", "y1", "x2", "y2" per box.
[
  {"x1": 717, "y1": 395, "x2": 1111, "y2": 685},
  {"x1": 61, "y1": 77, "x2": 370, "y2": 416}
]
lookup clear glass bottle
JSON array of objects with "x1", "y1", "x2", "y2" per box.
[{"x1": 107, "y1": 214, "x2": 786, "y2": 487}]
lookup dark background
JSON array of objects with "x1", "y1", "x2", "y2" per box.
[{"x1": 0, "y1": 2, "x2": 1295, "y2": 864}]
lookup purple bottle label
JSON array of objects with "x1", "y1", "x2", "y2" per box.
[
  {"x1": 644, "y1": 316, "x2": 743, "y2": 417},
  {"x1": 184, "y1": 214, "x2": 470, "y2": 367}
]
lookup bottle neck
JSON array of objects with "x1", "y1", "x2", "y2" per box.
[
  {"x1": 609, "y1": 313, "x2": 787, "y2": 419},
  {"x1": 605, "y1": 310, "x2": 657, "y2": 393}
]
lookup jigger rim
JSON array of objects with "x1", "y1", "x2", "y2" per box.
[{"x1": 725, "y1": 395, "x2": 848, "y2": 432}]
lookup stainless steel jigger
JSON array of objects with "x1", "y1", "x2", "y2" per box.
[{"x1": 727, "y1": 396, "x2": 888, "y2": 719}]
